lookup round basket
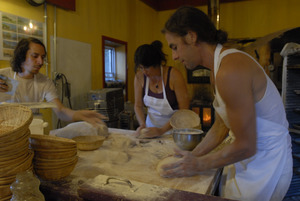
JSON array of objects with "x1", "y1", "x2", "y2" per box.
[
  {"x1": 33, "y1": 148, "x2": 77, "y2": 160},
  {"x1": 0, "y1": 104, "x2": 33, "y2": 142},
  {"x1": 0, "y1": 148, "x2": 30, "y2": 168},
  {"x1": 34, "y1": 159, "x2": 77, "y2": 181},
  {"x1": 0, "y1": 138, "x2": 29, "y2": 154},
  {"x1": 0, "y1": 184, "x2": 11, "y2": 199},
  {"x1": 29, "y1": 134, "x2": 77, "y2": 149},
  {"x1": 72, "y1": 135, "x2": 106, "y2": 151},
  {"x1": 34, "y1": 154, "x2": 78, "y2": 164},
  {"x1": 34, "y1": 156, "x2": 78, "y2": 169},
  {"x1": 0, "y1": 128, "x2": 30, "y2": 147},
  {"x1": 0, "y1": 174, "x2": 16, "y2": 185},
  {"x1": 0, "y1": 150, "x2": 33, "y2": 177},
  {"x1": 0, "y1": 195, "x2": 13, "y2": 201},
  {"x1": 0, "y1": 143, "x2": 29, "y2": 161}
]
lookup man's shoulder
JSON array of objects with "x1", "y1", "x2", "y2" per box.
[
  {"x1": 35, "y1": 73, "x2": 54, "y2": 86},
  {"x1": 36, "y1": 72, "x2": 51, "y2": 80},
  {"x1": 0, "y1": 67, "x2": 12, "y2": 72}
]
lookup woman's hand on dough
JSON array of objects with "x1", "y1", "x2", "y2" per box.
[
  {"x1": 161, "y1": 149, "x2": 202, "y2": 178},
  {"x1": 135, "y1": 125, "x2": 146, "y2": 137},
  {"x1": 138, "y1": 127, "x2": 163, "y2": 138}
]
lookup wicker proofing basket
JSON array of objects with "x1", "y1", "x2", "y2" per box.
[
  {"x1": 29, "y1": 134, "x2": 77, "y2": 149},
  {"x1": 34, "y1": 157, "x2": 78, "y2": 181},
  {"x1": 0, "y1": 104, "x2": 33, "y2": 142},
  {"x1": 0, "y1": 184, "x2": 11, "y2": 199},
  {"x1": 72, "y1": 135, "x2": 106, "y2": 151}
]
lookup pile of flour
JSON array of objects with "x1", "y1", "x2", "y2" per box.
[{"x1": 72, "y1": 131, "x2": 215, "y2": 199}]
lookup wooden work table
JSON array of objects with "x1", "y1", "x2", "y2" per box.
[{"x1": 40, "y1": 128, "x2": 234, "y2": 201}]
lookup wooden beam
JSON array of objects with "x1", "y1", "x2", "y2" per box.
[
  {"x1": 46, "y1": 0, "x2": 76, "y2": 11},
  {"x1": 158, "y1": 0, "x2": 209, "y2": 11},
  {"x1": 140, "y1": 0, "x2": 248, "y2": 11},
  {"x1": 140, "y1": 0, "x2": 159, "y2": 11}
]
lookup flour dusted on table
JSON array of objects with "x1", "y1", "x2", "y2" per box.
[
  {"x1": 87, "y1": 174, "x2": 174, "y2": 201},
  {"x1": 72, "y1": 131, "x2": 217, "y2": 196},
  {"x1": 109, "y1": 134, "x2": 138, "y2": 150}
]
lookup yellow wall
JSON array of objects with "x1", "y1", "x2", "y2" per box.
[
  {"x1": 0, "y1": 0, "x2": 44, "y2": 68},
  {"x1": 220, "y1": 0, "x2": 300, "y2": 38},
  {"x1": 0, "y1": 0, "x2": 300, "y2": 128},
  {"x1": 157, "y1": 0, "x2": 300, "y2": 101},
  {"x1": 0, "y1": 0, "x2": 160, "y2": 99}
]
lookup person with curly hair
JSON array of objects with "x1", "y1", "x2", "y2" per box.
[
  {"x1": 160, "y1": 6, "x2": 293, "y2": 201},
  {"x1": 0, "y1": 37, "x2": 106, "y2": 126}
]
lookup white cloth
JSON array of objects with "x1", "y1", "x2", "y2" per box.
[
  {"x1": 143, "y1": 67, "x2": 175, "y2": 128},
  {"x1": 49, "y1": 121, "x2": 109, "y2": 138},
  {"x1": 0, "y1": 67, "x2": 58, "y2": 103},
  {"x1": 213, "y1": 44, "x2": 293, "y2": 201}
]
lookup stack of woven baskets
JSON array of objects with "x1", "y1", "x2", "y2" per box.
[
  {"x1": 0, "y1": 104, "x2": 33, "y2": 200},
  {"x1": 29, "y1": 134, "x2": 78, "y2": 181}
]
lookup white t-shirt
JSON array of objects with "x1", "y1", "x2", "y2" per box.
[{"x1": 0, "y1": 67, "x2": 58, "y2": 103}]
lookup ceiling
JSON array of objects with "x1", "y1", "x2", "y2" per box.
[{"x1": 140, "y1": 0, "x2": 247, "y2": 11}]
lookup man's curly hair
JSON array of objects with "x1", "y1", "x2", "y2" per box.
[{"x1": 10, "y1": 37, "x2": 46, "y2": 73}]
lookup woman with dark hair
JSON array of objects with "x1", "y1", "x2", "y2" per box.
[
  {"x1": 134, "y1": 40, "x2": 189, "y2": 138},
  {"x1": 0, "y1": 37, "x2": 106, "y2": 126},
  {"x1": 160, "y1": 6, "x2": 292, "y2": 201}
]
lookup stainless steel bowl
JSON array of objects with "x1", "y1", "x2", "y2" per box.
[{"x1": 172, "y1": 128, "x2": 205, "y2": 151}]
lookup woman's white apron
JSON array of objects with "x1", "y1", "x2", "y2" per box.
[{"x1": 143, "y1": 67, "x2": 175, "y2": 128}]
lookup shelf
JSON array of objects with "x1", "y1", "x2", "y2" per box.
[{"x1": 287, "y1": 65, "x2": 300, "y2": 69}]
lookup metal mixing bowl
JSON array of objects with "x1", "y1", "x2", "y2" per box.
[{"x1": 172, "y1": 128, "x2": 205, "y2": 151}]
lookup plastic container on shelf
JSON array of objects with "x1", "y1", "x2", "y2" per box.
[{"x1": 29, "y1": 118, "x2": 48, "y2": 135}]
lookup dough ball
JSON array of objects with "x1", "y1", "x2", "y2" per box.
[
  {"x1": 141, "y1": 128, "x2": 148, "y2": 135},
  {"x1": 111, "y1": 135, "x2": 137, "y2": 149},
  {"x1": 156, "y1": 156, "x2": 182, "y2": 177},
  {"x1": 97, "y1": 124, "x2": 108, "y2": 137},
  {"x1": 138, "y1": 128, "x2": 149, "y2": 139}
]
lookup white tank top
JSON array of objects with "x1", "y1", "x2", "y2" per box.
[
  {"x1": 213, "y1": 44, "x2": 292, "y2": 201},
  {"x1": 214, "y1": 46, "x2": 288, "y2": 128}
]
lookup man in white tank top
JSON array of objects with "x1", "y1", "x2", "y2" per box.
[{"x1": 160, "y1": 6, "x2": 292, "y2": 201}]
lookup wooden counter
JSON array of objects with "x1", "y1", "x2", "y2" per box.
[{"x1": 40, "y1": 128, "x2": 232, "y2": 201}]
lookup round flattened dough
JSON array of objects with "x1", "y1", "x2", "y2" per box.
[
  {"x1": 170, "y1": 109, "x2": 200, "y2": 129},
  {"x1": 156, "y1": 156, "x2": 182, "y2": 177}
]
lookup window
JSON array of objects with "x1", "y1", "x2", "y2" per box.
[
  {"x1": 104, "y1": 46, "x2": 116, "y2": 81},
  {"x1": 102, "y1": 36, "x2": 128, "y2": 100}
]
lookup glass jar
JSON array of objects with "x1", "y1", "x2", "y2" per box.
[{"x1": 10, "y1": 170, "x2": 45, "y2": 201}]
